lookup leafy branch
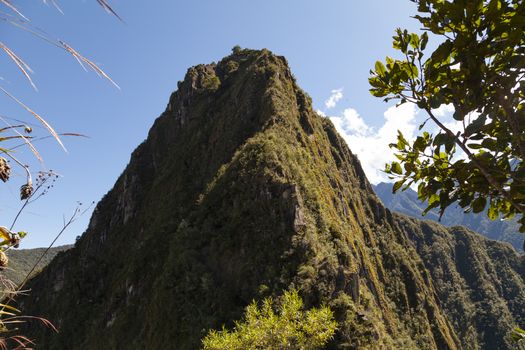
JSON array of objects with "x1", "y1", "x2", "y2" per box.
[{"x1": 369, "y1": 0, "x2": 525, "y2": 229}]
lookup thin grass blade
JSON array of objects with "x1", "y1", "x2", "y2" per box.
[
  {"x1": 0, "y1": 87, "x2": 65, "y2": 152},
  {"x1": 96, "y1": 0, "x2": 122, "y2": 21},
  {"x1": 59, "y1": 41, "x2": 120, "y2": 89},
  {"x1": 0, "y1": 0, "x2": 28, "y2": 21},
  {"x1": 0, "y1": 42, "x2": 37, "y2": 90},
  {"x1": 43, "y1": 0, "x2": 63, "y2": 15}
]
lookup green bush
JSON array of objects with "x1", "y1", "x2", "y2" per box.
[{"x1": 202, "y1": 289, "x2": 337, "y2": 350}]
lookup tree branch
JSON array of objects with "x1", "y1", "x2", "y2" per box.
[{"x1": 425, "y1": 107, "x2": 525, "y2": 216}]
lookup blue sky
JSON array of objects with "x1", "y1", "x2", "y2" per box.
[{"x1": 1, "y1": 0, "x2": 445, "y2": 248}]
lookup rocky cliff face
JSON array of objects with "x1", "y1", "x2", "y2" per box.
[{"x1": 19, "y1": 49, "x2": 525, "y2": 349}]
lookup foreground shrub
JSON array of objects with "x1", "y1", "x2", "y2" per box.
[{"x1": 202, "y1": 289, "x2": 337, "y2": 350}]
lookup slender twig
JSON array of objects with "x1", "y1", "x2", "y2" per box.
[
  {"x1": 8, "y1": 133, "x2": 87, "y2": 152},
  {"x1": 7, "y1": 172, "x2": 54, "y2": 233},
  {"x1": 2, "y1": 152, "x2": 31, "y2": 189},
  {"x1": 4, "y1": 203, "x2": 92, "y2": 308}
]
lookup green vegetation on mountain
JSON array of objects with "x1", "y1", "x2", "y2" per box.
[
  {"x1": 16, "y1": 49, "x2": 525, "y2": 350},
  {"x1": 374, "y1": 182, "x2": 523, "y2": 251},
  {"x1": 2, "y1": 245, "x2": 72, "y2": 286}
]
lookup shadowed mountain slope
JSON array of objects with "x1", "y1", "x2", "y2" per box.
[{"x1": 18, "y1": 49, "x2": 525, "y2": 350}]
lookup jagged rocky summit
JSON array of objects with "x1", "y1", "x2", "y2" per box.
[{"x1": 19, "y1": 49, "x2": 525, "y2": 349}]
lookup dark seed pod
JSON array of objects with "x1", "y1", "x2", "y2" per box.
[
  {"x1": 0, "y1": 158, "x2": 10, "y2": 183},
  {"x1": 20, "y1": 183, "x2": 33, "y2": 200}
]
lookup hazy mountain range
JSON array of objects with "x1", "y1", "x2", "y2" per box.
[{"x1": 374, "y1": 182, "x2": 523, "y2": 252}]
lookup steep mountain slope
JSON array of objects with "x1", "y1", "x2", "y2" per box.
[
  {"x1": 374, "y1": 182, "x2": 522, "y2": 251},
  {"x1": 19, "y1": 49, "x2": 525, "y2": 350}
]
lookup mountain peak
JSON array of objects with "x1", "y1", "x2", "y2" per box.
[{"x1": 18, "y1": 50, "x2": 525, "y2": 350}]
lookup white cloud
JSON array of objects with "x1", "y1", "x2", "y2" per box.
[
  {"x1": 436, "y1": 109, "x2": 481, "y2": 136},
  {"x1": 316, "y1": 109, "x2": 326, "y2": 117},
  {"x1": 326, "y1": 98, "x2": 490, "y2": 185},
  {"x1": 331, "y1": 108, "x2": 370, "y2": 136},
  {"x1": 325, "y1": 88, "x2": 343, "y2": 109},
  {"x1": 330, "y1": 103, "x2": 418, "y2": 184},
  {"x1": 442, "y1": 120, "x2": 463, "y2": 135},
  {"x1": 432, "y1": 103, "x2": 454, "y2": 117}
]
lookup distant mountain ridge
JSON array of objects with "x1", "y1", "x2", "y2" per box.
[
  {"x1": 2, "y1": 245, "x2": 72, "y2": 286},
  {"x1": 374, "y1": 182, "x2": 523, "y2": 251}
]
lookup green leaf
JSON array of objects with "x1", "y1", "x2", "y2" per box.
[
  {"x1": 413, "y1": 136, "x2": 428, "y2": 151},
  {"x1": 392, "y1": 180, "x2": 405, "y2": 193},
  {"x1": 420, "y1": 32, "x2": 429, "y2": 50},
  {"x1": 452, "y1": 110, "x2": 464, "y2": 121},
  {"x1": 430, "y1": 40, "x2": 453, "y2": 65},
  {"x1": 433, "y1": 133, "x2": 452, "y2": 146},
  {"x1": 487, "y1": 204, "x2": 498, "y2": 220},
  {"x1": 472, "y1": 197, "x2": 487, "y2": 213},
  {"x1": 428, "y1": 193, "x2": 440, "y2": 206},
  {"x1": 397, "y1": 131, "x2": 409, "y2": 149},
  {"x1": 374, "y1": 61, "x2": 387, "y2": 76},
  {"x1": 391, "y1": 162, "x2": 403, "y2": 175},
  {"x1": 418, "y1": 118, "x2": 429, "y2": 130},
  {"x1": 410, "y1": 33, "x2": 420, "y2": 50},
  {"x1": 429, "y1": 94, "x2": 443, "y2": 109},
  {"x1": 512, "y1": 328, "x2": 525, "y2": 343},
  {"x1": 369, "y1": 88, "x2": 387, "y2": 97}
]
